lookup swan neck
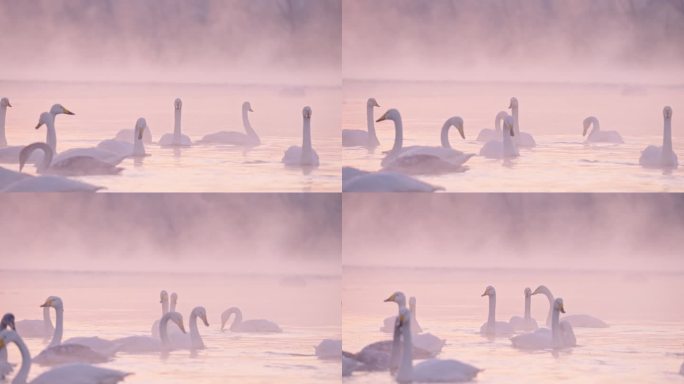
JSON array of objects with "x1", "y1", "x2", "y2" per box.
[
  {"x1": 366, "y1": 105, "x2": 379, "y2": 146},
  {"x1": 159, "y1": 314, "x2": 172, "y2": 348},
  {"x1": 174, "y1": 109, "x2": 181, "y2": 140},
  {"x1": 301, "y1": 118, "x2": 312, "y2": 159},
  {"x1": 0, "y1": 106, "x2": 7, "y2": 147},
  {"x1": 42, "y1": 306, "x2": 54, "y2": 334},
  {"x1": 389, "y1": 315, "x2": 401, "y2": 374},
  {"x1": 524, "y1": 295, "x2": 531, "y2": 320},
  {"x1": 503, "y1": 126, "x2": 514, "y2": 154},
  {"x1": 49, "y1": 306, "x2": 63, "y2": 347},
  {"x1": 242, "y1": 109, "x2": 257, "y2": 139},
  {"x1": 46, "y1": 116, "x2": 57, "y2": 153},
  {"x1": 542, "y1": 290, "x2": 555, "y2": 326},
  {"x1": 551, "y1": 306, "x2": 561, "y2": 348},
  {"x1": 189, "y1": 312, "x2": 200, "y2": 340},
  {"x1": 396, "y1": 314, "x2": 413, "y2": 383},
  {"x1": 391, "y1": 117, "x2": 403, "y2": 152},
  {"x1": 511, "y1": 106, "x2": 520, "y2": 135},
  {"x1": 162, "y1": 300, "x2": 169, "y2": 316},
  {"x1": 12, "y1": 334, "x2": 31, "y2": 384},
  {"x1": 440, "y1": 121, "x2": 452, "y2": 148},
  {"x1": 487, "y1": 294, "x2": 496, "y2": 326},
  {"x1": 663, "y1": 117, "x2": 673, "y2": 155}
]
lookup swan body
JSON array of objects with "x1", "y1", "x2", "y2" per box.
[
  {"x1": 348, "y1": 340, "x2": 434, "y2": 372},
  {"x1": 480, "y1": 286, "x2": 514, "y2": 337},
  {"x1": 508, "y1": 288, "x2": 538, "y2": 332},
  {"x1": 20, "y1": 143, "x2": 122, "y2": 176},
  {"x1": 508, "y1": 97, "x2": 536, "y2": 147},
  {"x1": 32, "y1": 296, "x2": 112, "y2": 366},
  {"x1": 582, "y1": 116, "x2": 624, "y2": 143},
  {"x1": 0, "y1": 330, "x2": 131, "y2": 384},
  {"x1": 115, "y1": 311, "x2": 187, "y2": 354},
  {"x1": 97, "y1": 118, "x2": 148, "y2": 157},
  {"x1": 388, "y1": 295, "x2": 481, "y2": 383},
  {"x1": 1, "y1": 175, "x2": 103, "y2": 192},
  {"x1": 220, "y1": 307, "x2": 282, "y2": 333},
  {"x1": 342, "y1": 356, "x2": 360, "y2": 377},
  {"x1": 377, "y1": 111, "x2": 474, "y2": 174},
  {"x1": 199, "y1": 101, "x2": 260, "y2": 146},
  {"x1": 4, "y1": 309, "x2": 53, "y2": 339},
  {"x1": 315, "y1": 339, "x2": 341, "y2": 359},
  {"x1": 159, "y1": 98, "x2": 192, "y2": 146},
  {"x1": 0, "y1": 167, "x2": 31, "y2": 189},
  {"x1": 533, "y1": 285, "x2": 608, "y2": 328},
  {"x1": 511, "y1": 298, "x2": 576, "y2": 350},
  {"x1": 640, "y1": 106, "x2": 678, "y2": 169},
  {"x1": 475, "y1": 111, "x2": 507, "y2": 142},
  {"x1": 282, "y1": 106, "x2": 319, "y2": 167},
  {"x1": 479, "y1": 114, "x2": 519, "y2": 159},
  {"x1": 342, "y1": 167, "x2": 443, "y2": 192},
  {"x1": 342, "y1": 97, "x2": 380, "y2": 148}
]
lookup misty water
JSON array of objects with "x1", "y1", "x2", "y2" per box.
[
  {"x1": 1, "y1": 81, "x2": 341, "y2": 192},
  {"x1": 343, "y1": 267, "x2": 684, "y2": 384},
  {"x1": 0, "y1": 270, "x2": 341, "y2": 384},
  {"x1": 343, "y1": 81, "x2": 684, "y2": 192}
]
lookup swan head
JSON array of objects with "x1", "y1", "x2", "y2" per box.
[
  {"x1": 409, "y1": 296, "x2": 416, "y2": 308},
  {"x1": 302, "y1": 106, "x2": 312, "y2": 119},
  {"x1": 0, "y1": 97, "x2": 11, "y2": 108},
  {"x1": 384, "y1": 291, "x2": 406, "y2": 307},
  {"x1": 49, "y1": 104, "x2": 74, "y2": 116},
  {"x1": 243, "y1": 101, "x2": 254, "y2": 112},
  {"x1": 167, "y1": 312, "x2": 187, "y2": 333},
  {"x1": 34, "y1": 112, "x2": 53, "y2": 130},
  {"x1": 376, "y1": 109, "x2": 400, "y2": 123},
  {"x1": 524, "y1": 287, "x2": 533, "y2": 297},
  {"x1": 445, "y1": 116, "x2": 465, "y2": 139},
  {"x1": 40, "y1": 296, "x2": 63, "y2": 310},
  {"x1": 160, "y1": 290, "x2": 168, "y2": 303},
  {"x1": 367, "y1": 98, "x2": 380, "y2": 108},
  {"x1": 508, "y1": 97, "x2": 518, "y2": 109},
  {"x1": 135, "y1": 118, "x2": 148, "y2": 140},
  {"x1": 0, "y1": 313, "x2": 15, "y2": 331},
  {"x1": 503, "y1": 115, "x2": 515, "y2": 136},
  {"x1": 220, "y1": 307, "x2": 241, "y2": 331},
  {"x1": 481, "y1": 285, "x2": 496, "y2": 297},
  {"x1": 193, "y1": 307, "x2": 210, "y2": 327},
  {"x1": 174, "y1": 98, "x2": 183, "y2": 111},
  {"x1": 554, "y1": 298, "x2": 565, "y2": 314},
  {"x1": 532, "y1": 285, "x2": 551, "y2": 296},
  {"x1": 664, "y1": 106, "x2": 672, "y2": 119},
  {"x1": 170, "y1": 292, "x2": 178, "y2": 306},
  {"x1": 582, "y1": 117, "x2": 596, "y2": 136}
]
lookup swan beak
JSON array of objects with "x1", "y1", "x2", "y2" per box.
[
  {"x1": 480, "y1": 289, "x2": 488, "y2": 297},
  {"x1": 249, "y1": 107, "x2": 254, "y2": 112},
  {"x1": 0, "y1": 338, "x2": 5, "y2": 349},
  {"x1": 40, "y1": 299, "x2": 52, "y2": 307},
  {"x1": 376, "y1": 112, "x2": 388, "y2": 123},
  {"x1": 560, "y1": 303, "x2": 566, "y2": 314},
  {"x1": 35, "y1": 122, "x2": 44, "y2": 130},
  {"x1": 383, "y1": 293, "x2": 396, "y2": 303},
  {"x1": 510, "y1": 128, "x2": 515, "y2": 137},
  {"x1": 458, "y1": 125, "x2": 465, "y2": 140},
  {"x1": 178, "y1": 323, "x2": 187, "y2": 334},
  {"x1": 62, "y1": 108, "x2": 75, "y2": 115},
  {"x1": 202, "y1": 315, "x2": 209, "y2": 327},
  {"x1": 6, "y1": 102, "x2": 11, "y2": 108},
  {"x1": 138, "y1": 128, "x2": 144, "y2": 140}
]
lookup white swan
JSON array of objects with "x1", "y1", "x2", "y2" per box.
[
  {"x1": 532, "y1": 285, "x2": 608, "y2": 328},
  {"x1": 342, "y1": 97, "x2": 381, "y2": 148},
  {"x1": 282, "y1": 106, "x2": 319, "y2": 167},
  {"x1": 159, "y1": 98, "x2": 192, "y2": 147},
  {"x1": 383, "y1": 293, "x2": 444, "y2": 357},
  {"x1": 97, "y1": 118, "x2": 148, "y2": 157},
  {"x1": 480, "y1": 286, "x2": 514, "y2": 337},
  {"x1": 479, "y1": 113, "x2": 519, "y2": 159},
  {"x1": 32, "y1": 296, "x2": 113, "y2": 366},
  {"x1": 166, "y1": 307, "x2": 209, "y2": 350},
  {"x1": 19, "y1": 142, "x2": 122, "y2": 176},
  {"x1": 114, "y1": 311, "x2": 187, "y2": 354},
  {"x1": 640, "y1": 106, "x2": 678, "y2": 169},
  {"x1": 508, "y1": 288, "x2": 538, "y2": 332},
  {"x1": 7, "y1": 307, "x2": 53, "y2": 339},
  {"x1": 377, "y1": 111, "x2": 474, "y2": 174},
  {"x1": 315, "y1": 339, "x2": 341, "y2": 359},
  {"x1": 220, "y1": 307, "x2": 282, "y2": 333},
  {"x1": 475, "y1": 111, "x2": 507, "y2": 142},
  {"x1": 1, "y1": 173, "x2": 103, "y2": 193},
  {"x1": 508, "y1": 97, "x2": 536, "y2": 147},
  {"x1": 0, "y1": 330, "x2": 131, "y2": 384},
  {"x1": 390, "y1": 299, "x2": 481, "y2": 383},
  {"x1": 342, "y1": 167, "x2": 443, "y2": 192},
  {"x1": 0, "y1": 104, "x2": 74, "y2": 164},
  {"x1": 381, "y1": 296, "x2": 422, "y2": 334},
  {"x1": 582, "y1": 116, "x2": 624, "y2": 143},
  {"x1": 511, "y1": 298, "x2": 577, "y2": 350},
  {"x1": 199, "y1": 101, "x2": 260, "y2": 146}
]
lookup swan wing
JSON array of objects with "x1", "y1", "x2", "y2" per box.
[
  {"x1": 54, "y1": 148, "x2": 124, "y2": 166},
  {"x1": 33, "y1": 344, "x2": 109, "y2": 366},
  {"x1": 31, "y1": 363, "x2": 131, "y2": 384},
  {"x1": 343, "y1": 171, "x2": 443, "y2": 192},
  {"x1": 315, "y1": 339, "x2": 342, "y2": 359},
  {"x1": 2, "y1": 176, "x2": 103, "y2": 192},
  {"x1": 413, "y1": 359, "x2": 481, "y2": 383},
  {"x1": 113, "y1": 336, "x2": 162, "y2": 354},
  {"x1": 562, "y1": 314, "x2": 608, "y2": 328},
  {"x1": 342, "y1": 129, "x2": 369, "y2": 147},
  {"x1": 511, "y1": 328, "x2": 552, "y2": 350},
  {"x1": 51, "y1": 156, "x2": 123, "y2": 176}
]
